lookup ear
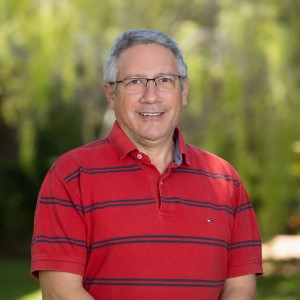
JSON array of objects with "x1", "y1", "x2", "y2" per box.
[
  {"x1": 181, "y1": 78, "x2": 189, "y2": 107},
  {"x1": 104, "y1": 82, "x2": 115, "y2": 109}
]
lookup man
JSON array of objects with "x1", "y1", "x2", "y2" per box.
[{"x1": 31, "y1": 29, "x2": 263, "y2": 299}]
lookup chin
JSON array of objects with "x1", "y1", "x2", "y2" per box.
[{"x1": 139, "y1": 132, "x2": 165, "y2": 142}]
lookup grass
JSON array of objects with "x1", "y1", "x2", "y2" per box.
[
  {"x1": 0, "y1": 258, "x2": 41, "y2": 300},
  {"x1": 0, "y1": 257, "x2": 299, "y2": 299},
  {"x1": 257, "y1": 275, "x2": 300, "y2": 300}
]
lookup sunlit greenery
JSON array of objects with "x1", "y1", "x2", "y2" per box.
[
  {"x1": 0, "y1": 258, "x2": 299, "y2": 300},
  {"x1": 0, "y1": 258, "x2": 300, "y2": 300}
]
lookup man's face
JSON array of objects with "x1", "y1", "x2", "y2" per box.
[{"x1": 105, "y1": 43, "x2": 188, "y2": 148}]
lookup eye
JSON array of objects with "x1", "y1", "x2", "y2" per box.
[
  {"x1": 158, "y1": 76, "x2": 173, "y2": 84},
  {"x1": 128, "y1": 78, "x2": 143, "y2": 85}
]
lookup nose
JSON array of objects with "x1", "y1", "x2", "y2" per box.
[
  {"x1": 145, "y1": 78, "x2": 157, "y2": 88},
  {"x1": 141, "y1": 79, "x2": 159, "y2": 102}
]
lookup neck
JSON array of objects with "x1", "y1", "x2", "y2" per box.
[{"x1": 135, "y1": 138, "x2": 175, "y2": 175}]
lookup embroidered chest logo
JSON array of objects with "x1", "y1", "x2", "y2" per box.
[{"x1": 207, "y1": 218, "x2": 214, "y2": 224}]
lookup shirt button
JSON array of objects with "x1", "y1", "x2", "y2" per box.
[{"x1": 137, "y1": 154, "x2": 142, "y2": 160}]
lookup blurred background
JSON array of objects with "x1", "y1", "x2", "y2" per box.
[{"x1": 0, "y1": 0, "x2": 299, "y2": 299}]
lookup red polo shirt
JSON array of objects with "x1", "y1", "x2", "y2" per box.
[{"x1": 31, "y1": 121, "x2": 262, "y2": 299}]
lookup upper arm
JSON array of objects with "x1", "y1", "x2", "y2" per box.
[
  {"x1": 220, "y1": 274, "x2": 256, "y2": 300},
  {"x1": 39, "y1": 271, "x2": 95, "y2": 300}
]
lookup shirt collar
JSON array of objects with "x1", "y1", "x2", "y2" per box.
[
  {"x1": 107, "y1": 121, "x2": 136, "y2": 160},
  {"x1": 173, "y1": 127, "x2": 191, "y2": 166},
  {"x1": 108, "y1": 121, "x2": 191, "y2": 166}
]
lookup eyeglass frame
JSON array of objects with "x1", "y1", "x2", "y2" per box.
[{"x1": 109, "y1": 74, "x2": 185, "y2": 92}]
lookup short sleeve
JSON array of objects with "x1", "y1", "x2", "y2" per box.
[
  {"x1": 31, "y1": 159, "x2": 87, "y2": 278},
  {"x1": 227, "y1": 173, "x2": 263, "y2": 278}
]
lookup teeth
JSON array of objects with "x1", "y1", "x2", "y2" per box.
[{"x1": 140, "y1": 112, "x2": 163, "y2": 117}]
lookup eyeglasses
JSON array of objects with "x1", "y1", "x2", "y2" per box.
[{"x1": 109, "y1": 74, "x2": 184, "y2": 93}]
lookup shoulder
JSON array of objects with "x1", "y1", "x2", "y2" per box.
[
  {"x1": 185, "y1": 145, "x2": 247, "y2": 204},
  {"x1": 49, "y1": 137, "x2": 114, "y2": 176},
  {"x1": 186, "y1": 144, "x2": 237, "y2": 176}
]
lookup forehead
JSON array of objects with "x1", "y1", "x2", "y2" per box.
[{"x1": 117, "y1": 43, "x2": 178, "y2": 77}]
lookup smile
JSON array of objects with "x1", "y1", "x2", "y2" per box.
[{"x1": 139, "y1": 112, "x2": 164, "y2": 117}]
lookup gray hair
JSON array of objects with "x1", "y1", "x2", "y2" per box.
[{"x1": 103, "y1": 29, "x2": 188, "y2": 87}]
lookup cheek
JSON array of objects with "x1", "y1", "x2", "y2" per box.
[
  {"x1": 119, "y1": 97, "x2": 136, "y2": 111},
  {"x1": 114, "y1": 98, "x2": 133, "y2": 118}
]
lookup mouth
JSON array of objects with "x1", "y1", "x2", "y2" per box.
[{"x1": 139, "y1": 112, "x2": 164, "y2": 117}]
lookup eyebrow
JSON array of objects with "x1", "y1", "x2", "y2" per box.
[{"x1": 122, "y1": 72, "x2": 177, "y2": 78}]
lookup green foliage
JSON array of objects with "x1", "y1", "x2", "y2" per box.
[{"x1": 0, "y1": 0, "x2": 299, "y2": 253}]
